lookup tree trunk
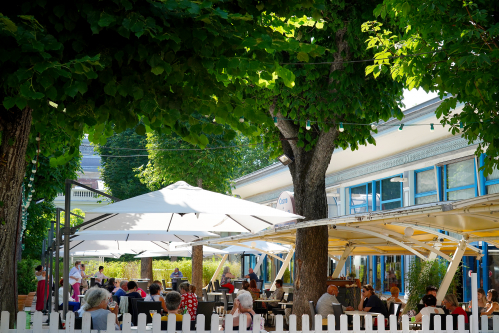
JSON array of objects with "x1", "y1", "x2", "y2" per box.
[
  {"x1": 0, "y1": 107, "x2": 33, "y2": 327},
  {"x1": 191, "y1": 178, "x2": 203, "y2": 297},
  {"x1": 141, "y1": 257, "x2": 153, "y2": 282},
  {"x1": 191, "y1": 245, "x2": 203, "y2": 297}
]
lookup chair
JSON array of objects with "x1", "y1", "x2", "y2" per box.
[
  {"x1": 387, "y1": 302, "x2": 402, "y2": 329},
  {"x1": 197, "y1": 302, "x2": 216, "y2": 330},
  {"x1": 112, "y1": 295, "x2": 119, "y2": 303},
  {"x1": 256, "y1": 281, "x2": 263, "y2": 292},
  {"x1": 436, "y1": 305, "x2": 449, "y2": 314},
  {"x1": 162, "y1": 279, "x2": 167, "y2": 290},
  {"x1": 331, "y1": 303, "x2": 344, "y2": 330},
  {"x1": 202, "y1": 289, "x2": 209, "y2": 301},
  {"x1": 75, "y1": 317, "x2": 93, "y2": 329},
  {"x1": 429, "y1": 313, "x2": 459, "y2": 330},
  {"x1": 207, "y1": 281, "x2": 214, "y2": 292},
  {"x1": 90, "y1": 278, "x2": 96, "y2": 287},
  {"x1": 161, "y1": 320, "x2": 182, "y2": 331},
  {"x1": 130, "y1": 297, "x2": 144, "y2": 325},
  {"x1": 137, "y1": 281, "x2": 149, "y2": 293},
  {"x1": 214, "y1": 280, "x2": 229, "y2": 292},
  {"x1": 137, "y1": 301, "x2": 163, "y2": 324},
  {"x1": 234, "y1": 281, "x2": 243, "y2": 290},
  {"x1": 417, "y1": 304, "x2": 424, "y2": 312}
]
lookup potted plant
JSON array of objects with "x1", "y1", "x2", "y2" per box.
[{"x1": 348, "y1": 272, "x2": 357, "y2": 280}]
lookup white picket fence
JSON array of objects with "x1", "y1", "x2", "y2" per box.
[{"x1": 2, "y1": 311, "x2": 499, "y2": 333}]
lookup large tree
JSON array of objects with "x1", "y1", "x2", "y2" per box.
[
  {"x1": 362, "y1": 0, "x2": 499, "y2": 175},
  {"x1": 0, "y1": 0, "x2": 320, "y2": 319},
  {"x1": 247, "y1": 1, "x2": 403, "y2": 323}
]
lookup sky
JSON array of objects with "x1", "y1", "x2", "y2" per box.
[{"x1": 401, "y1": 88, "x2": 439, "y2": 110}]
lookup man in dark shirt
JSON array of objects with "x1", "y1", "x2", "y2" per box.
[
  {"x1": 358, "y1": 285, "x2": 388, "y2": 317},
  {"x1": 244, "y1": 268, "x2": 259, "y2": 282},
  {"x1": 127, "y1": 281, "x2": 143, "y2": 299}
]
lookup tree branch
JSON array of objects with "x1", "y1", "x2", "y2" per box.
[{"x1": 269, "y1": 97, "x2": 299, "y2": 157}]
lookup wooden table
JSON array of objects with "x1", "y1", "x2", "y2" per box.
[
  {"x1": 254, "y1": 299, "x2": 277, "y2": 303},
  {"x1": 344, "y1": 310, "x2": 372, "y2": 316},
  {"x1": 207, "y1": 292, "x2": 224, "y2": 296}
]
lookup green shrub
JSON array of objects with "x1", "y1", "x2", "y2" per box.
[{"x1": 18, "y1": 259, "x2": 39, "y2": 295}]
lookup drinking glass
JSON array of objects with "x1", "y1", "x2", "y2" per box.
[
  {"x1": 108, "y1": 301, "x2": 117, "y2": 311},
  {"x1": 149, "y1": 310, "x2": 157, "y2": 319}
]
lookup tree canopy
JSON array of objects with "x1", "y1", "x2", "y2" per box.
[{"x1": 362, "y1": 0, "x2": 499, "y2": 175}]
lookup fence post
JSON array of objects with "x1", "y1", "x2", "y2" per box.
[
  {"x1": 252, "y1": 314, "x2": 261, "y2": 333},
  {"x1": 274, "y1": 314, "x2": 284, "y2": 332},
  {"x1": 421, "y1": 315, "x2": 430, "y2": 332},
  {"x1": 400, "y1": 315, "x2": 409, "y2": 333},
  {"x1": 301, "y1": 315, "x2": 310, "y2": 333},
  {"x1": 493, "y1": 315, "x2": 499, "y2": 333},
  {"x1": 224, "y1": 314, "x2": 233, "y2": 333},
  {"x1": 433, "y1": 314, "x2": 441, "y2": 332},
  {"x1": 16, "y1": 311, "x2": 26, "y2": 333},
  {"x1": 0, "y1": 312, "x2": 9, "y2": 333},
  {"x1": 480, "y1": 315, "x2": 488, "y2": 333},
  {"x1": 326, "y1": 314, "x2": 335, "y2": 333},
  {"x1": 195, "y1": 314, "x2": 204, "y2": 333},
  {"x1": 122, "y1": 313, "x2": 132, "y2": 333},
  {"x1": 238, "y1": 313, "x2": 247, "y2": 333},
  {"x1": 352, "y1": 314, "x2": 361, "y2": 333},
  {"x1": 151, "y1": 313, "x2": 161, "y2": 333},
  {"x1": 66, "y1": 311, "x2": 75, "y2": 333},
  {"x1": 457, "y1": 315, "x2": 465, "y2": 333},
  {"x1": 48, "y1": 312, "x2": 59, "y2": 333},
  {"x1": 389, "y1": 315, "x2": 397, "y2": 333},
  {"x1": 137, "y1": 313, "x2": 147, "y2": 333},
  {"x1": 364, "y1": 314, "x2": 373, "y2": 333},
  {"x1": 81, "y1": 312, "x2": 91, "y2": 333},
  {"x1": 106, "y1": 312, "x2": 116, "y2": 332},
  {"x1": 181, "y1": 313, "x2": 191, "y2": 333},
  {"x1": 210, "y1": 313, "x2": 218, "y2": 333},
  {"x1": 288, "y1": 314, "x2": 297, "y2": 333},
  {"x1": 33, "y1": 312, "x2": 43, "y2": 333},
  {"x1": 314, "y1": 314, "x2": 323, "y2": 333}
]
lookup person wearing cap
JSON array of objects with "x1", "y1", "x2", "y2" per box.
[{"x1": 419, "y1": 285, "x2": 438, "y2": 304}]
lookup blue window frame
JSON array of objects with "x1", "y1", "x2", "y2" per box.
[
  {"x1": 414, "y1": 167, "x2": 438, "y2": 205},
  {"x1": 479, "y1": 154, "x2": 499, "y2": 195},
  {"x1": 349, "y1": 174, "x2": 403, "y2": 214},
  {"x1": 442, "y1": 158, "x2": 478, "y2": 201}
]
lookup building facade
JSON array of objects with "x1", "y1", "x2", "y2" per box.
[{"x1": 232, "y1": 96, "x2": 499, "y2": 301}]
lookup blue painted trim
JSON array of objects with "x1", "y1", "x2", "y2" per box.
[
  {"x1": 442, "y1": 159, "x2": 478, "y2": 200},
  {"x1": 401, "y1": 256, "x2": 405, "y2": 295},
  {"x1": 372, "y1": 181, "x2": 377, "y2": 211},
  {"x1": 436, "y1": 166, "x2": 443, "y2": 201},
  {"x1": 366, "y1": 256, "x2": 370, "y2": 285},
  {"x1": 483, "y1": 242, "x2": 489, "y2": 292},
  {"x1": 416, "y1": 166, "x2": 435, "y2": 173},
  {"x1": 477, "y1": 259, "x2": 481, "y2": 289},
  {"x1": 415, "y1": 190, "x2": 437, "y2": 198},
  {"x1": 372, "y1": 256, "x2": 376, "y2": 290},
  {"x1": 380, "y1": 255, "x2": 385, "y2": 293},
  {"x1": 480, "y1": 154, "x2": 487, "y2": 195},
  {"x1": 414, "y1": 167, "x2": 437, "y2": 203},
  {"x1": 474, "y1": 158, "x2": 479, "y2": 197}
]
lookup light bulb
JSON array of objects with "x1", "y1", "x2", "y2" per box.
[
  {"x1": 213, "y1": 118, "x2": 216, "y2": 123},
  {"x1": 430, "y1": 123, "x2": 434, "y2": 132},
  {"x1": 36, "y1": 137, "x2": 41, "y2": 141},
  {"x1": 32, "y1": 169, "x2": 36, "y2": 173},
  {"x1": 339, "y1": 122, "x2": 344, "y2": 132},
  {"x1": 30, "y1": 177, "x2": 34, "y2": 181},
  {"x1": 306, "y1": 120, "x2": 311, "y2": 130},
  {"x1": 32, "y1": 160, "x2": 36, "y2": 164},
  {"x1": 28, "y1": 184, "x2": 32, "y2": 187},
  {"x1": 239, "y1": 116, "x2": 244, "y2": 123},
  {"x1": 459, "y1": 121, "x2": 464, "y2": 129},
  {"x1": 273, "y1": 117, "x2": 278, "y2": 126},
  {"x1": 371, "y1": 123, "x2": 377, "y2": 130},
  {"x1": 398, "y1": 124, "x2": 404, "y2": 131}
]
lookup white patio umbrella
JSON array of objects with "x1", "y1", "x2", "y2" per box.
[
  {"x1": 80, "y1": 181, "x2": 304, "y2": 234},
  {"x1": 61, "y1": 250, "x2": 126, "y2": 259},
  {"x1": 134, "y1": 243, "x2": 227, "y2": 258},
  {"x1": 222, "y1": 241, "x2": 290, "y2": 254},
  {"x1": 71, "y1": 230, "x2": 217, "y2": 243},
  {"x1": 67, "y1": 240, "x2": 176, "y2": 254}
]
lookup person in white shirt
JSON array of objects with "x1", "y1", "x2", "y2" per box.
[
  {"x1": 414, "y1": 294, "x2": 444, "y2": 322},
  {"x1": 58, "y1": 278, "x2": 81, "y2": 312},
  {"x1": 94, "y1": 266, "x2": 109, "y2": 285},
  {"x1": 69, "y1": 261, "x2": 82, "y2": 299}
]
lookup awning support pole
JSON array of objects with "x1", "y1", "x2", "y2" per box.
[
  {"x1": 270, "y1": 248, "x2": 295, "y2": 291},
  {"x1": 471, "y1": 272, "x2": 479, "y2": 333},
  {"x1": 253, "y1": 254, "x2": 266, "y2": 276},
  {"x1": 331, "y1": 244, "x2": 354, "y2": 279},
  {"x1": 436, "y1": 238, "x2": 467, "y2": 303},
  {"x1": 209, "y1": 254, "x2": 228, "y2": 287}
]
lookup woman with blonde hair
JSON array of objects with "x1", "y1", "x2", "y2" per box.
[{"x1": 443, "y1": 294, "x2": 468, "y2": 323}]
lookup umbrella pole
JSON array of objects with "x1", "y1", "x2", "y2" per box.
[
  {"x1": 54, "y1": 208, "x2": 61, "y2": 312},
  {"x1": 62, "y1": 180, "x2": 71, "y2": 318},
  {"x1": 209, "y1": 254, "x2": 228, "y2": 287}
]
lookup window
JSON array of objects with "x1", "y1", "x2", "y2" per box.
[
  {"x1": 384, "y1": 256, "x2": 403, "y2": 293},
  {"x1": 351, "y1": 256, "x2": 368, "y2": 285},
  {"x1": 442, "y1": 158, "x2": 477, "y2": 200},
  {"x1": 349, "y1": 175, "x2": 402, "y2": 214},
  {"x1": 479, "y1": 155, "x2": 499, "y2": 195},
  {"x1": 415, "y1": 167, "x2": 438, "y2": 204},
  {"x1": 327, "y1": 196, "x2": 339, "y2": 218}
]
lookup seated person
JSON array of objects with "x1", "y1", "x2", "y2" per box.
[
  {"x1": 386, "y1": 286, "x2": 405, "y2": 312},
  {"x1": 244, "y1": 268, "x2": 259, "y2": 282},
  {"x1": 58, "y1": 278, "x2": 81, "y2": 312},
  {"x1": 469, "y1": 288, "x2": 487, "y2": 313},
  {"x1": 358, "y1": 285, "x2": 388, "y2": 317},
  {"x1": 237, "y1": 281, "x2": 250, "y2": 296},
  {"x1": 145, "y1": 283, "x2": 168, "y2": 313},
  {"x1": 79, "y1": 287, "x2": 119, "y2": 330},
  {"x1": 232, "y1": 292, "x2": 262, "y2": 331},
  {"x1": 443, "y1": 294, "x2": 468, "y2": 323},
  {"x1": 179, "y1": 282, "x2": 198, "y2": 320},
  {"x1": 248, "y1": 280, "x2": 260, "y2": 300},
  {"x1": 481, "y1": 289, "x2": 499, "y2": 315},
  {"x1": 126, "y1": 281, "x2": 143, "y2": 299},
  {"x1": 114, "y1": 280, "x2": 128, "y2": 304},
  {"x1": 106, "y1": 278, "x2": 116, "y2": 294},
  {"x1": 419, "y1": 286, "x2": 438, "y2": 304},
  {"x1": 414, "y1": 294, "x2": 444, "y2": 322},
  {"x1": 153, "y1": 280, "x2": 163, "y2": 289},
  {"x1": 267, "y1": 279, "x2": 285, "y2": 313},
  {"x1": 221, "y1": 266, "x2": 236, "y2": 293},
  {"x1": 316, "y1": 285, "x2": 354, "y2": 317},
  {"x1": 137, "y1": 287, "x2": 147, "y2": 298},
  {"x1": 189, "y1": 285, "x2": 196, "y2": 294},
  {"x1": 161, "y1": 291, "x2": 183, "y2": 323}
]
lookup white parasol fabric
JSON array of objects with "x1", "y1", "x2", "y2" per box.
[
  {"x1": 71, "y1": 230, "x2": 217, "y2": 243},
  {"x1": 81, "y1": 181, "x2": 304, "y2": 234},
  {"x1": 222, "y1": 241, "x2": 290, "y2": 255},
  {"x1": 67, "y1": 240, "x2": 175, "y2": 254},
  {"x1": 134, "y1": 243, "x2": 227, "y2": 258},
  {"x1": 61, "y1": 250, "x2": 125, "y2": 259}
]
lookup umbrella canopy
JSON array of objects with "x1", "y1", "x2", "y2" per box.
[
  {"x1": 134, "y1": 243, "x2": 227, "y2": 258},
  {"x1": 61, "y1": 250, "x2": 125, "y2": 259},
  {"x1": 71, "y1": 230, "x2": 217, "y2": 243},
  {"x1": 81, "y1": 181, "x2": 304, "y2": 234},
  {"x1": 67, "y1": 240, "x2": 174, "y2": 253},
  {"x1": 222, "y1": 241, "x2": 290, "y2": 255}
]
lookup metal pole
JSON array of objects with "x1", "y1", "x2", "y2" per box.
[
  {"x1": 43, "y1": 236, "x2": 49, "y2": 313},
  {"x1": 54, "y1": 208, "x2": 61, "y2": 312},
  {"x1": 41, "y1": 239, "x2": 46, "y2": 266},
  {"x1": 471, "y1": 272, "x2": 479, "y2": 333},
  {"x1": 62, "y1": 179, "x2": 71, "y2": 317},
  {"x1": 47, "y1": 223, "x2": 54, "y2": 313}
]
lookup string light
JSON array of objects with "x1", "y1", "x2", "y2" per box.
[
  {"x1": 306, "y1": 120, "x2": 311, "y2": 130},
  {"x1": 273, "y1": 117, "x2": 278, "y2": 126},
  {"x1": 213, "y1": 118, "x2": 216, "y2": 123},
  {"x1": 339, "y1": 122, "x2": 344, "y2": 132},
  {"x1": 239, "y1": 116, "x2": 244, "y2": 123},
  {"x1": 460, "y1": 121, "x2": 464, "y2": 129},
  {"x1": 398, "y1": 124, "x2": 404, "y2": 131},
  {"x1": 371, "y1": 123, "x2": 377, "y2": 130},
  {"x1": 430, "y1": 123, "x2": 434, "y2": 132}
]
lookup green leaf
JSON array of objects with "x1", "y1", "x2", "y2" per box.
[
  {"x1": 98, "y1": 12, "x2": 116, "y2": 27},
  {"x1": 104, "y1": 80, "x2": 117, "y2": 96},
  {"x1": 135, "y1": 124, "x2": 146, "y2": 136},
  {"x1": 133, "y1": 87, "x2": 144, "y2": 100},
  {"x1": 15, "y1": 97, "x2": 27, "y2": 110},
  {"x1": 151, "y1": 66, "x2": 164, "y2": 75},
  {"x1": 3, "y1": 97, "x2": 16, "y2": 109},
  {"x1": 297, "y1": 52, "x2": 309, "y2": 62},
  {"x1": 64, "y1": 82, "x2": 79, "y2": 98},
  {"x1": 256, "y1": 3, "x2": 264, "y2": 11}
]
